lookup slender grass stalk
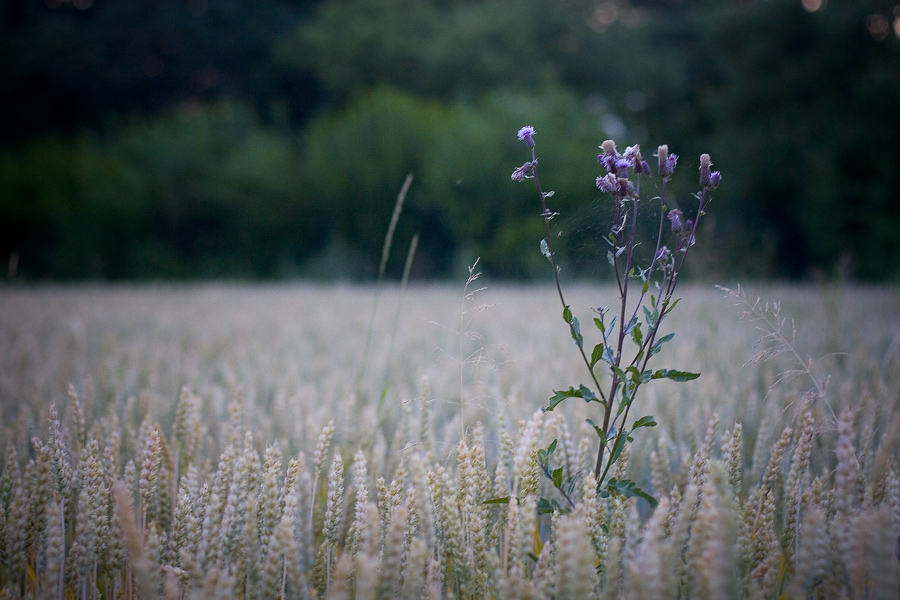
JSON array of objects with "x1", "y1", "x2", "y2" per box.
[{"x1": 358, "y1": 173, "x2": 414, "y2": 390}]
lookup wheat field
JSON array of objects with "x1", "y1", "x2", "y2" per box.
[{"x1": 0, "y1": 281, "x2": 898, "y2": 599}]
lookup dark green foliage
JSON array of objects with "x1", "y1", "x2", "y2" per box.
[
  {"x1": 0, "y1": 105, "x2": 323, "y2": 279},
  {"x1": 299, "y1": 86, "x2": 607, "y2": 279},
  {"x1": 2, "y1": 0, "x2": 899, "y2": 280}
]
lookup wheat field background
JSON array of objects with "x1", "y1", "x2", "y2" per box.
[{"x1": 0, "y1": 281, "x2": 898, "y2": 599}]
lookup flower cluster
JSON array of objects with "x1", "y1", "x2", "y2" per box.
[
  {"x1": 511, "y1": 125, "x2": 723, "y2": 503},
  {"x1": 594, "y1": 140, "x2": 645, "y2": 197}
]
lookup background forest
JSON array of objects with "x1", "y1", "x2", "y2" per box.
[{"x1": 1, "y1": 0, "x2": 899, "y2": 281}]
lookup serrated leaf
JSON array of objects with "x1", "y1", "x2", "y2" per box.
[
  {"x1": 545, "y1": 387, "x2": 586, "y2": 411},
  {"x1": 632, "y1": 415, "x2": 657, "y2": 429},
  {"x1": 651, "y1": 369, "x2": 701, "y2": 382},
  {"x1": 578, "y1": 385, "x2": 597, "y2": 403},
  {"x1": 631, "y1": 322, "x2": 643, "y2": 347},
  {"x1": 649, "y1": 332, "x2": 675, "y2": 358}
]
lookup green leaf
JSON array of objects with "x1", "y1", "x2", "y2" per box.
[
  {"x1": 546, "y1": 439, "x2": 558, "y2": 457},
  {"x1": 552, "y1": 466, "x2": 564, "y2": 489},
  {"x1": 546, "y1": 386, "x2": 596, "y2": 411},
  {"x1": 641, "y1": 278, "x2": 650, "y2": 294},
  {"x1": 649, "y1": 333, "x2": 675, "y2": 358},
  {"x1": 607, "y1": 250, "x2": 615, "y2": 266},
  {"x1": 651, "y1": 369, "x2": 701, "y2": 382},
  {"x1": 590, "y1": 343, "x2": 604, "y2": 369},
  {"x1": 609, "y1": 479, "x2": 658, "y2": 507},
  {"x1": 632, "y1": 415, "x2": 657, "y2": 429},
  {"x1": 624, "y1": 316, "x2": 638, "y2": 336},
  {"x1": 483, "y1": 497, "x2": 510, "y2": 505},
  {"x1": 578, "y1": 384, "x2": 597, "y2": 403},
  {"x1": 570, "y1": 316, "x2": 583, "y2": 348},
  {"x1": 631, "y1": 322, "x2": 643, "y2": 347},
  {"x1": 664, "y1": 297, "x2": 681, "y2": 315},
  {"x1": 537, "y1": 497, "x2": 567, "y2": 514},
  {"x1": 606, "y1": 431, "x2": 628, "y2": 467},
  {"x1": 563, "y1": 306, "x2": 583, "y2": 348},
  {"x1": 625, "y1": 366, "x2": 642, "y2": 382},
  {"x1": 593, "y1": 317, "x2": 605, "y2": 334},
  {"x1": 585, "y1": 418, "x2": 604, "y2": 439}
]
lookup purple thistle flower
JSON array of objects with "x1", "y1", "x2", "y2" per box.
[
  {"x1": 668, "y1": 209, "x2": 683, "y2": 234},
  {"x1": 623, "y1": 145, "x2": 642, "y2": 171},
  {"x1": 517, "y1": 126, "x2": 536, "y2": 148},
  {"x1": 596, "y1": 173, "x2": 619, "y2": 194}
]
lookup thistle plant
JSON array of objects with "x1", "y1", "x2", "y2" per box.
[{"x1": 511, "y1": 126, "x2": 721, "y2": 504}]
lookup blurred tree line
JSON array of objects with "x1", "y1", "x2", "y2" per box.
[{"x1": 1, "y1": 0, "x2": 898, "y2": 281}]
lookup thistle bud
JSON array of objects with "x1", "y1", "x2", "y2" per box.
[
  {"x1": 657, "y1": 145, "x2": 677, "y2": 179},
  {"x1": 601, "y1": 140, "x2": 618, "y2": 156},
  {"x1": 699, "y1": 153, "x2": 712, "y2": 187},
  {"x1": 657, "y1": 145, "x2": 670, "y2": 177},
  {"x1": 511, "y1": 161, "x2": 534, "y2": 181},
  {"x1": 668, "y1": 209, "x2": 683, "y2": 234},
  {"x1": 655, "y1": 246, "x2": 670, "y2": 265}
]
